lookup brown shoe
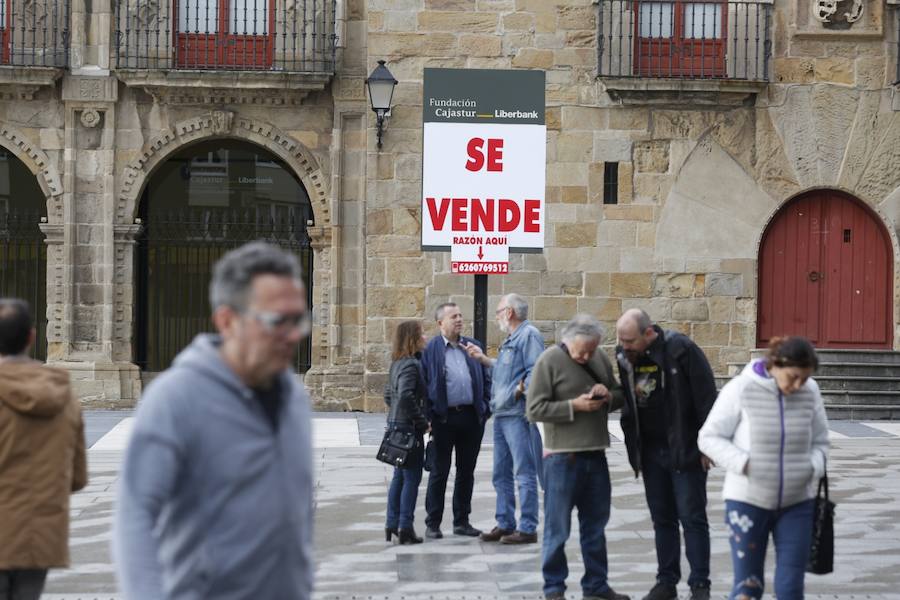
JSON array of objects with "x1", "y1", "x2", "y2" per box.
[
  {"x1": 480, "y1": 526, "x2": 514, "y2": 542},
  {"x1": 500, "y1": 530, "x2": 538, "y2": 544}
]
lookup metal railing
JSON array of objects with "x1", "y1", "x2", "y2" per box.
[
  {"x1": 0, "y1": 210, "x2": 47, "y2": 361},
  {"x1": 115, "y1": 0, "x2": 336, "y2": 72},
  {"x1": 135, "y1": 206, "x2": 313, "y2": 373},
  {"x1": 0, "y1": 0, "x2": 69, "y2": 67},
  {"x1": 598, "y1": 0, "x2": 771, "y2": 81},
  {"x1": 895, "y1": 7, "x2": 900, "y2": 86}
]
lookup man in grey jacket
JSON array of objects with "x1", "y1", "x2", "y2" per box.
[{"x1": 113, "y1": 242, "x2": 315, "y2": 600}]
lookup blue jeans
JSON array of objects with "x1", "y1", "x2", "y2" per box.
[
  {"x1": 642, "y1": 444, "x2": 711, "y2": 588},
  {"x1": 542, "y1": 451, "x2": 612, "y2": 597},
  {"x1": 725, "y1": 498, "x2": 815, "y2": 599},
  {"x1": 531, "y1": 423, "x2": 545, "y2": 490},
  {"x1": 492, "y1": 415, "x2": 539, "y2": 534},
  {"x1": 386, "y1": 465, "x2": 423, "y2": 530}
]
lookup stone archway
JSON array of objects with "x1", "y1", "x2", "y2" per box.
[
  {"x1": 116, "y1": 112, "x2": 330, "y2": 226},
  {"x1": 113, "y1": 113, "x2": 333, "y2": 371},
  {"x1": 0, "y1": 125, "x2": 66, "y2": 360},
  {"x1": 0, "y1": 124, "x2": 63, "y2": 222}
]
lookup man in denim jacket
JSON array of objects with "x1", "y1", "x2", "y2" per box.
[{"x1": 466, "y1": 293, "x2": 545, "y2": 544}]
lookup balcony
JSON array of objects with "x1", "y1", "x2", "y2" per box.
[
  {"x1": 0, "y1": 0, "x2": 68, "y2": 90},
  {"x1": 0, "y1": 0, "x2": 69, "y2": 67},
  {"x1": 114, "y1": 0, "x2": 336, "y2": 97},
  {"x1": 598, "y1": 0, "x2": 771, "y2": 103}
]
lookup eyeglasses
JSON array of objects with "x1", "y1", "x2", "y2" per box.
[
  {"x1": 246, "y1": 310, "x2": 312, "y2": 335},
  {"x1": 495, "y1": 306, "x2": 510, "y2": 315}
]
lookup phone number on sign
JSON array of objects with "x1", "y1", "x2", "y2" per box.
[{"x1": 451, "y1": 262, "x2": 509, "y2": 274}]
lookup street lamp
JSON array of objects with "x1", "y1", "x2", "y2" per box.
[{"x1": 365, "y1": 60, "x2": 398, "y2": 149}]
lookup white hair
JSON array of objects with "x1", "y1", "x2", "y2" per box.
[
  {"x1": 560, "y1": 314, "x2": 605, "y2": 344},
  {"x1": 502, "y1": 293, "x2": 528, "y2": 321}
]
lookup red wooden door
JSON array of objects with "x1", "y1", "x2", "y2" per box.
[
  {"x1": 175, "y1": 0, "x2": 274, "y2": 69},
  {"x1": 634, "y1": 0, "x2": 726, "y2": 77},
  {"x1": 0, "y1": 0, "x2": 9, "y2": 64},
  {"x1": 757, "y1": 191, "x2": 893, "y2": 349}
]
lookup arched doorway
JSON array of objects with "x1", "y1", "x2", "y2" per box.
[
  {"x1": 135, "y1": 139, "x2": 314, "y2": 373},
  {"x1": 757, "y1": 190, "x2": 893, "y2": 349},
  {"x1": 0, "y1": 148, "x2": 47, "y2": 360}
]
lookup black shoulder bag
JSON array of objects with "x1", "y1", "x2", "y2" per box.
[
  {"x1": 806, "y1": 468, "x2": 835, "y2": 575},
  {"x1": 376, "y1": 363, "x2": 417, "y2": 467}
]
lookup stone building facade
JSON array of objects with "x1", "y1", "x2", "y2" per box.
[{"x1": 0, "y1": 0, "x2": 898, "y2": 409}]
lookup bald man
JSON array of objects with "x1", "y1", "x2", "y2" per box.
[{"x1": 615, "y1": 309, "x2": 717, "y2": 600}]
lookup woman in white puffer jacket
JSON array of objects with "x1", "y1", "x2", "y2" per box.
[{"x1": 698, "y1": 336, "x2": 829, "y2": 600}]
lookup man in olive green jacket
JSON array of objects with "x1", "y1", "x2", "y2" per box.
[{"x1": 526, "y1": 314, "x2": 628, "y2": 600}]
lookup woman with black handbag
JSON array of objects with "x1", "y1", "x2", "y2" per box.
[
  {"x1": 383, "y1": 320, "x2": 430, "y2": 544},
  {"x1": 698, "y1": 336, "x2": 830, "y2": 599}
]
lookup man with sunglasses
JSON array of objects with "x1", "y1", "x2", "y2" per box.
[{"x1": 114, "y1": 241, "x2": 315, "y2": 600}]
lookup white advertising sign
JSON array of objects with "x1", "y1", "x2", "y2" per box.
[{"x1": 421, "y1": 68, "x2": 546, "y2": 274}]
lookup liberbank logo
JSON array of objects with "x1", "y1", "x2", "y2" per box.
[{"x1": 428, "y1": 97, "x2": 538, "y2": 121}]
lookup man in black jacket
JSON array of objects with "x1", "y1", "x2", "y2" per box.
[{"x1": 615, "y1": 309, "x2": 717, "y2": 600}]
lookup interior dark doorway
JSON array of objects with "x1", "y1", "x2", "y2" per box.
[
  {"x1": 0, "y1": 148, "x2": 47, "y2": 360},
  {"x1": 135, "y1": 139, "x2": 315, "y2": 374}
]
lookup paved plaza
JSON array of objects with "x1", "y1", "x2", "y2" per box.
[{"x1": 39, "y1": 412, "x2": 900, "y2": 599}]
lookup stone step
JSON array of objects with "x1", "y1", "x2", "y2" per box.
[
  {"x1": 820, "y1": 404, "x2": 900, "y2": 420},
  {"x1": 729, "y1": 359, "x2": 900, "y2": 378},
  {"x1": 816, "y1": 362, "x2": 900, "y2": 377},
  {"x1": 714, "y1": 376, "x2": 900, "y2": 419},
  {"x1": 718, "y1": 374, "x2": 900, "y2": 391},
  {"x1": 820, "y1": 390, "x2": 900, "y2": 406},
  {"x1": 814, "y1": 376, "x2": 900, "y2": 392},
  {"x1": 750, "y1": 348, "x2": 900, "y2": 365}
]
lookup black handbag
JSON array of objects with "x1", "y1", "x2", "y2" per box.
[
  {"x1": 377, "y1": 427, "x2": 416, "y2": 467},
  {"x1": 806, "y1": 471, "x2": 835, "y2": 575},
  {"x1": 423, "y1": 435, "x2": 435, "y2": 472}
]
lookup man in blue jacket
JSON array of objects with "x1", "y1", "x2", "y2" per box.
[
  {"x1": 113, "y1": 242, "x2": 315, "y2": 600},
  {"x1": 421, "y1": 302, "x2": 491, "y2": 539}
]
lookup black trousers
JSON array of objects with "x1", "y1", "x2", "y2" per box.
[
  {"x1": 425, "y1": 405, "x2": 484, "y2": 529},
  {"x1": 0, "y1": 569, "x2": 47, "y2": 600}
]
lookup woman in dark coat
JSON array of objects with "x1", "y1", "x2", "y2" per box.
[{"x1": 384, "y1": 320, "x2": 430, "y2": 544}]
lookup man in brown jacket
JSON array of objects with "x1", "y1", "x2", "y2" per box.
[{"x1": 0, "y1": 298, "x2": 87, "y2": 600}]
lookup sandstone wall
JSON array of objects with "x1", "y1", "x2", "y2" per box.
[
  {"x1": 353, "y1": 0, "x2": 900, "y2": 409},
  {"x1": 2, "y1": 0, "x2": 898, "y2": 408}
]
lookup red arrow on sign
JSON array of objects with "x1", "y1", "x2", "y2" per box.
[{"x1": 477, "y1": 246, "x2": 484, "y2": 259}]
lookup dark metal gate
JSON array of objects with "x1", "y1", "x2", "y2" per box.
[
  {"x1": 0, "y1": 209, "x2": 47, "y2": 360},
  {"x1": 136, "y1": 204, "x2": 313, "y2": 373}
]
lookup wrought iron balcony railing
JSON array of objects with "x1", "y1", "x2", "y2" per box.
[
  {"x1": 895, "y1": 7, "x2": 899, "y2": 86},
  {"x1": 0, "y1": 0, "x2": 69, "y2": 67},
  {"x1": 598, "y1": 0, "x2": 771, "y2": 81},
  {"x1": 115, "y1": 0, "x2": 336, "y2": 72}
]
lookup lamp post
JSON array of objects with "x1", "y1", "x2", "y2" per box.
[{"x1": 365, "y1": 60, "x2": 398, "y2": 149}]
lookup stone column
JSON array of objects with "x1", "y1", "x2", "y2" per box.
[
  {"x1": 300, "y1": 72, "x2": 369, "y2": 411},
  {"x1": 51, "y1": 0, "x2": 140, "y2": 406}
]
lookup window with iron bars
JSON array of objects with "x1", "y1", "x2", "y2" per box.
[
  {"x1": 0, "y1": 0, "x2": 69, "y2": 67},
  {"x1": 597, "y1": 0, "x2": 772, "y2": 81},
  {"x1": 115, "y1": 0, "x2": 336, "y2": 72},
  {"x1": 894, "y1": 6, "x2": 900, "y2": 87}
]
